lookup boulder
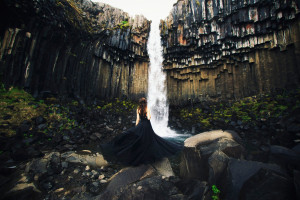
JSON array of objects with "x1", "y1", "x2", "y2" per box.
[
  {"x1": 294, "y1": 170, "x2": 300, "y2": 200},
  {"x1": 239, "y1": 168, "x2": 295, "y2": 200},
  {"x1": 61, "y1": 152, "x2": 108, "y2": 168},
  {"x1": 1, "y1": 173, "x2": 42, "y2": 200},
  {"x1": 25, "y1": 152, "x2": 61, "y2": 175},
  {"x1": 175, "y1": 179, "x2": 208, "y2": 200},
  {"x1": 180, "y1": 130, "x2": 244, "y2": 180},
  {"x1": 208, "y1": 151, "x2": 229, "y2": 185},
  {"x1": 224, "y1": 158, "x2": 288, "y2": 200},
  {"x1": 269, "y1": 145, "x2": 300, "y2": 169},
  {"x1": 106, "y1": 164, "x2": 156, "y2": 192},
  {"x1": 97, "y1": 175, "x2": 186, "y2": 200},
  {"x1": 152, "y1": 157, "x2": 174, "y2": 177}
]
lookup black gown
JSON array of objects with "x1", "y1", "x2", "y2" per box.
[{"x1": 101, "y1": 113, "x2": 182, "y2": 166}]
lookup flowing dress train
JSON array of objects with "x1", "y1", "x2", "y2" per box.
[{"x1": 101, "y1": 114, "x2": 182, "y2": 166}]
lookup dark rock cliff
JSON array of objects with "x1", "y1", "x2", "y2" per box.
[
  {"x1": 161, "y1": 0, "x2": 300, "y2": 105},
  {"x1": 0, "y1": 0, "x2": 150, "y2": 102}
]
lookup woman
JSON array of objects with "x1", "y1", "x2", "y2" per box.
[{"x1": 101, "y1": 97, "x2": 182, "y2": 166}]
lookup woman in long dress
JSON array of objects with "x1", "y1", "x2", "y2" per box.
[{"x1": 101, "y1": 97, "x2": 182, "y2": 166}]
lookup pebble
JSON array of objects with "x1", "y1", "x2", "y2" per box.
[
  {"x1": 61, "y1": 161, "x2": 68, "y2": 168},
  {"x1": 85, "y1": 165, "x2": 90, "y2": 171},
  {"x1": 92, "y1": 181, "x2": 99, "y2": 187},
  {"x1": 100, "y1": 179, "x2": 107, "y2": 184},
  {"x1": 43, "y1": 182, "x2": 53, "y2": 190},
  {"x1": 34, "y1": 174, "x2": 40, "y2": 181},
  {"x1": 91, "y1": 170, "x2": 98, "y2": 176},
  {"x1": 63, "y1": 135, "x2": 70, "y2": 141},
  {"x1": 82, "y1": 150, "x2": 92, "y2": 153},
  {"x1": 86, "y1": 172, "x2": 92, "y2": 177},
  {"x1": 73, "y1": 168, "x2": 80, "y2": 174},
  {"x1": 54, "y1": 188, "x2": 64, "y2": 193},
  {"x1": 137, "y1": 186, "x2": 142, "y2": 190},
  {"x1": 98, "y1": 174, "x2": 105, "y2": 180}
]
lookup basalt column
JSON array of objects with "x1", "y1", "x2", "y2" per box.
[
  {"x1": 0, "y1": 0, "x2": 150, "y2": 101},
  {"x1": 161, "y1": 0, "x2": 300, "y2": 105}
]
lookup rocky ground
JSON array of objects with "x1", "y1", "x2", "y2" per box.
[{"x1": 0, "y1": 87, "x2": 300, "y2": 199}]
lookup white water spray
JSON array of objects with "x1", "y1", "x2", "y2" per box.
[{"x1": 147, "y1": 20, "x2": 185, "y2": 138}]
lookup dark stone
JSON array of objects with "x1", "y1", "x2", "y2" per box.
[
  {"x1": 97, "y1": 175, "x2": 185, "y2": 200},
  {"x1": 17, "y1": 120, "x2": 31, "y2": 135},
  {"x1": 3, "y1": 115, "x2": 12, "y2": 120},
  {"x1": 239, "y1": 168, "x2": 295, "y2": 200},
  {"x1": 287, "y1": 123, "x2": 300, "y2": 133},
  {"x1": 292, "y1": 144, "x2": 300, "y2": 154},
  {"x1": 37, "y1": 124, "x2": 47, "y2": 130},
  {"x1": 270, "y1": 145, "x2": 300, "y2": 169},
  {"x1": 106, "y1": 164, "x2": 156, "y2": 192},
  {"x1": 237, "y1": 120, "x2": 243, "y2": 125},
  {"x1": 180, "y1": 130, "x2": 244, "y2": 180},
  {"x1": 175, "y1": 179, "x2": 208, "y2": 200},
  {"x1": 208, "y1": 151, "x2": 229, "y2": 185},
  {"x1": 224, "y1": 159, "x2": 285, "y2": 200},
  {"x1": 35, "y1": 116, "x2": 46, "y2": 125},
  {"x1": 42, "y1": 181, "x2": 53, "y2": 191},
  {"x1": 294, "y1": 170, "x2": 300, "y2": 200}
]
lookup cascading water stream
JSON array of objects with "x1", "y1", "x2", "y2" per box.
[{"x1": 147, "y1": 20, "x2": 188, "y2": 139}]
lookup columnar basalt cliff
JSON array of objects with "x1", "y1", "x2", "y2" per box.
[
  {"x1": 161, "y1": 0, "x2": 300, "y2": 105},
  {"x1": 0, "y1": 0, "x2": 150, "y2": 101}
]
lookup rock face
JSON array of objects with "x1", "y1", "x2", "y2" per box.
[
  {"x1": 0, "y1": 0, "x2": 150, "y2": 101},
  {"x1": 161, "y1": 0, "x2": 300, "y2": 105}
]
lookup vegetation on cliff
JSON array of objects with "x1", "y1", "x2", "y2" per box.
[{"x1": 170, "y1": 88, "x2": 300, "y2": 146}]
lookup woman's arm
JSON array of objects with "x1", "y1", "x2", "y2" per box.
[
  {"x1": 147, "y1": 107, "x2": 151, "y2": 120},
  {"x1": 136, "y1": 109, "x2": 140, "y2": 126}
]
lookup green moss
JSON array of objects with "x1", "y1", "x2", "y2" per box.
[{"x1": 0, "y1": 87, "x2": 47, "y2": 136}]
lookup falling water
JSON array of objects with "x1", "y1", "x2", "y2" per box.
[{"x1": 147, "y1": 20, "x2": 186, "y2": 139}]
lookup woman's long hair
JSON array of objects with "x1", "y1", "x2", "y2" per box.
[{"x1": 138, "y1": 97, "x2": 147, "y2": 117}]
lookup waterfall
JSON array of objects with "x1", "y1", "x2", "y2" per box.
[{"x1": 147, "y1": 20, "x2": 183, "y2": 138}]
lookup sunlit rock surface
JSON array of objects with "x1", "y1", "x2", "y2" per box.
[
  {"x1": 0, "y1": 0, "x2": 150, "y2": 101},
  {"x1": 161, "y1": 0, "x2": 300, "y2": 105}
]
